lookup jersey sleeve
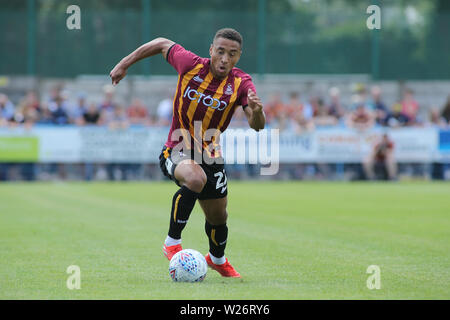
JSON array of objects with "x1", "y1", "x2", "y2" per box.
[
  {"x1": 237, "y1": 75, "x2": 257, "y2": 108},
  {"x1": 166, "y1": 44, "x2": 203, "y2": 75}
]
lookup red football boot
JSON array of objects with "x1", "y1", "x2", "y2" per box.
[
  {"x1": 163, "y1": 244, "x2": 182, "y2": 260},
  {"x1": 205, "y1": 253, "x2": 241, "y2": 278}
]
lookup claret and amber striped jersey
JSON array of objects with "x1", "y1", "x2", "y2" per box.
[{"x1": 164, "y1": 44, "x2": 256, "y2": 158}]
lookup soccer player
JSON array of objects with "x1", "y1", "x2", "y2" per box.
[{"x1": 110, "y1": 28, "x2": 265, "y2": 278}]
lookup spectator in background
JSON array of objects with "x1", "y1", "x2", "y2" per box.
[
  {"x1": 351, "y1": 83, "x2": 368, "y2": 107},
  {"x1": 76, "y1": 100, "x2": 102, "y2": 181},
  {"x1": 48, "y1": 95, "x2": 70, "y2": 125},
  {"x1": 14, "y1": 91, "x2": 41, "y2": 126},
  {"x1": 313, "y1": 96, "x2": 338, "y2": 127},
  {"x1": 265, "y1": 93, "x2": 291, "y2": 132},
  {"x1": 429, "y1": 108, "x2": 447, "y2": 127},
  {"x1": 285, "y1": 92, "x2": 302, "y2": 117},
  {"x1": 70, "y1": 92, "x2": 89, "y2": 123},
  {"x1": 98, "y1": 85, "x2": 121, "y2": 126},
  {"x1": 77, "y1": 103, "x2": 101, "y2": 126},
  {"x1": 126, "y1": 98, "x2": 151, "y2": 180},
  {"x1": 99, "y1": 84, "x2": 117, "y2": 111},
  {"x1": 271, "y1": 105, "x2": 296, "y2": 132},
  {"x1": 19, "y1": 91, "x2": 41, "y2": 111},
  {"x1": 441, "y1": 95, "x2": 450, "y2": 125},
  {"x1": 11, "y1": 91, "x2": 40, "y2": 180},
  {"x1": 401, "y1": 88, "x2": 419, "y2": 125},
  {"x1": 368, "y1": 85, "x2": 390, "y2": 126},
  {"x1": 346, "y1": 95, "x2": 375, "y2": 131},
  {"x1": 127, "y1": 98, "x2": 151, "y2": 125},
  {"x1": 363, "y1": 133, "x2": 397, "y2": 180},
  {"x1": 102, "y1": 104, "x2": 131, "y2": 181},
  {"x1": 37, "y1": 102, "x2": 53, "y2": 124},
  {"x1": 103, "y1": 104, "x2": 129, "y2": 130},
  {"x1": 386, "y1": 102, "x2": 410, "y2": 127},
  {"x1": 49, "y1": 83, "x2": 64, "y2": 102},
  {"x1": 0, "y1": 93, "x2": 15, "y2": 126},
  {"x1": 327, "y1": 87, "x2": 345, "y2": 120},
  {"x1": 43, "y1": 85, "x2": 70, "y2": 179},
  {"x1": 156, "y1": 95, "x2": 173, "y2": 126},
  {"x1": 264, "y1": 93, "x2": 284, "y2": 125},
  {"x1": 305, "y1": 95, "x2": 320, "y2": 117},
  {"x1": 292, "y1": 93, "x2": 315, "y2": 133}
]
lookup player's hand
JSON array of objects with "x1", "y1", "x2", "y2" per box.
[
  {"x1": 248, "y1": 89, "x2": 263, "y2": 113},
  {"x1": 110, "y1": 63, "x2": 128, "y2": 86}
]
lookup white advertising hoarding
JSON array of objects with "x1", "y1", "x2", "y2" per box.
[{"x1": 0, "y1": 126, "x2": 441, "y2": 163}]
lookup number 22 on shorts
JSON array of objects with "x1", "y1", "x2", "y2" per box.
[{"x1": 214, "y1": 170, "x2": 227, "y2": 194}]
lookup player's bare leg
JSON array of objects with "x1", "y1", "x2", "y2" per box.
[
  {"x1": 163, "y1": 160, "x2": 206, "y2": 260},
  {"x1": 199, "y1": 197, "x2": 241, "y2": 278},
  {"x1": 174, "y1": 159, "x2": 207, "y2": 193},
  {"x1": 199, "y1": 197, "x2": 228, "y2": 225}
]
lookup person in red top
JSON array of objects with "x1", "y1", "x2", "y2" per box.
[
  {"x1": 263, "y1": 92, "x2": 284, "y2": 124},
  {"x1": 401, "y1": 88, "x2": 419, "y2": 125},
  {"x1": 127, "y1": 98, "x2": 150, "y2": 125},
  {"x1": 110, "y1": 28, "x2": 265, "y2": 278}
]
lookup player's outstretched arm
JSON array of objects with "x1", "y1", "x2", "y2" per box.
[
  {"x1": 244, "y1": 89, "x2": 266, "y2": 131},
  {"x1": 110, "y1": 37, "x2": 175, "y2": 85}
]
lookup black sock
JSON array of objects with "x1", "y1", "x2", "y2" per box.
[
  {"x1": 205, "y1": 220, "x2": 228, "y2": 258},
  {"x1": 168, "y1": 186, "x2": 199, "y2": 240}
]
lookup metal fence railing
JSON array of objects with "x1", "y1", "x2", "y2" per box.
[{"x1": 1, "y1": 0, "x2": 449, "y2": 79}]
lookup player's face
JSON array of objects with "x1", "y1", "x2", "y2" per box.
[{"x1": 209, "y1": 37, "x2": 241, "y2": 79}]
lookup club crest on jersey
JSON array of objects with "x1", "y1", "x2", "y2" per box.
[
  {"x1": 183, "y1": 86, "x2": 228, "y2": 111},
  {"x1": 225, "y1": 83, "x2": 233, "y2": 95}
]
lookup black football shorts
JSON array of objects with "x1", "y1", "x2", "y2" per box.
[{"x1": 159, "y1": 146, "x2": 228, "y2": 200}]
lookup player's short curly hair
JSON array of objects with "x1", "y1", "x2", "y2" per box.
[{"x1": 214, "y1": 28, "x2": 243, "y2": 48}]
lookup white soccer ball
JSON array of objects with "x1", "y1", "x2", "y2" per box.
[{"x1": 169, "y1": 249, "x2": 207, "y2": 282}]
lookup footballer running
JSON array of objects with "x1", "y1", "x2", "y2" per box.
[{"x1": 110, "y1": 28, "x2": 265, "y2": 278}]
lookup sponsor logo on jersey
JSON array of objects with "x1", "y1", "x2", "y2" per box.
[
  {"x1": 183, "y1": 86, "x2": 228, "y2": 111},
  {"x1": 193, "y1": 75, "x2": 203, "y2": 83}
]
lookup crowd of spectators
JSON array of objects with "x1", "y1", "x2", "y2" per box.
[
  {"x1": 1, "y1": 83, "x2": 450, "y2": 131},
  {"x1": 260, "y1": 85, "x2": 450, "y2": 132},
  {"x1": 1, "y1": 82, "x2": 450, "y2": 182},
  {"x1": 0, "y1": 84, "x2": 165, "y2": 129}
]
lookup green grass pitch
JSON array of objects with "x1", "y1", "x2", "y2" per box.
[{"x1": 0, "y1": 181, "x2": 449, "y2": 299}]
